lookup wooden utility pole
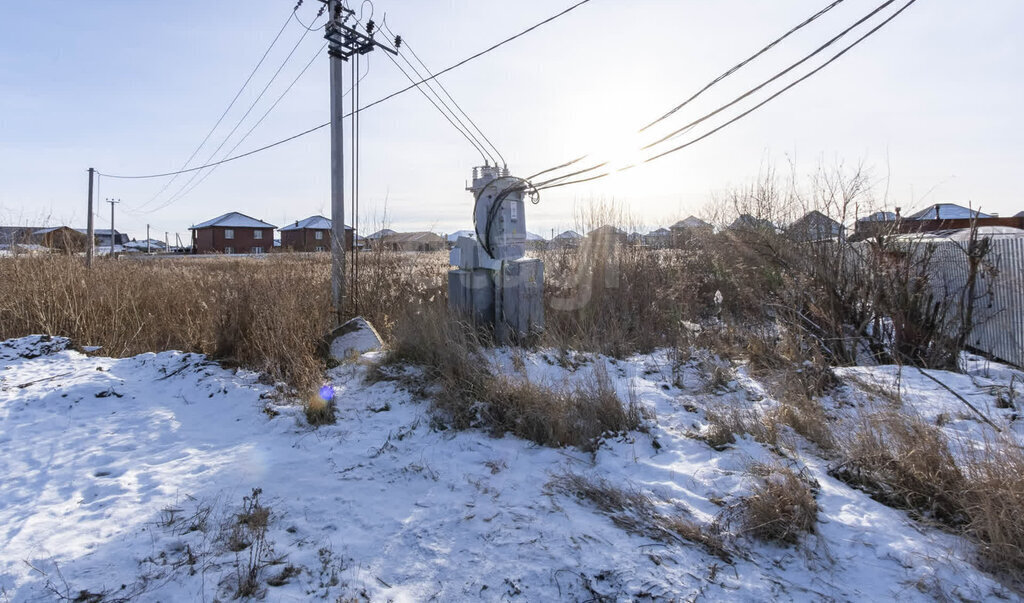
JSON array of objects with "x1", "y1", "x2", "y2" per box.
[
  {"x1": 106, "y1": 198, "x2": 119, "y2": 257},
  {"x1": 86, "y1": 168, "x2": 95, "y2": 267}
]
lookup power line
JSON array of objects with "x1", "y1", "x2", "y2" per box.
[
  {"x1": 536, "y1": 0, "x2": 919, "y2": 192},
  {"x1": 143, "y1": 16, "x2": 321, "y2": 210},
  {"x1": 98, "y1": 0, "x2": 593, "y2": 180},
  {"x1": 638, "y1": 0, "x2": 848, "y2": 133},
  {"x1": 384, "y1": 20, "x2": 507, "y2": 167},
  {"x1": 533, "y1": 0, "x2": 901, "y2": 190},
  {"x1": 641, "y1": 0, "x2": 898, "y2": 151},
  {"x1": 143, "y1": 9, "x2": 297, "y2": 205},
  {"x1": 141, "y1": 43, "x2": 332, "y2": 213}
]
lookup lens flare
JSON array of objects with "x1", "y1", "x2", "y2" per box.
[{"x1": 319, "y1": 384, "x2": 335, "y2": 402}]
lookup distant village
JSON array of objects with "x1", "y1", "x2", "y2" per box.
[{"x1": 2, "y1": 203, "x2": 1022, "y2": 256}]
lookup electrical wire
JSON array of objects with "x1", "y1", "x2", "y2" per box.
[
  {"x1": 639, "y1": 0, "x2": 848, "y2": 132},
  {"x1": 383, "y1": 49, "x2": 492, "y2": 163},
  {"x1": 384, "y1": 20, "x2": 507, "y2": 167},
  {"x1": 534, "y1": 0, "x2": 919, "y2": 192},
  {"x1": 138, "y1": 42, "x2": 331, "y2": 213},
  {"x1": 142, "y1": 9, "x2": 297, "y2": 205},
  {"x1": 147, "y1": 20, "x2": 322, "y2": 210},
  {"x1": 528, "y1": 0, "x2": 901, "y2": 191},
  {"x1": 640, "y1": 0, "x2": 898, "y2": 151},
  {"x1": 99, "y1": 0, "x2": 593, "y2": 180}
]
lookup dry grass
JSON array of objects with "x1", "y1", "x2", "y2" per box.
[
  {"x1": 548, "y1": 472, "x2": 731, "y2": 562},
  {"x1": 740, "y1": 463, "x2": 819, "y2": 545},
  {"x1": 831, "y1": 411, "x2": 966, "y2": 525},
  {"x1": 961, "y1": 440, "x2": 1024, "y2": 579}
]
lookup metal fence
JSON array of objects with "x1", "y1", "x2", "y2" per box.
[{"x1": 929, "y1": 236, "x2": 1024, "y2": 368}]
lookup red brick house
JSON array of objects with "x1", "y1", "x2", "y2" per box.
[
  {"x1": 279, "y1": 215, "x2": 353, "y2": 252},
  {"x1": 190, "y1": 212, "x2": 276, "y2": 254}
]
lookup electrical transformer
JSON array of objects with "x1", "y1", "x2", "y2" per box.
[{"x1": 448, "y1": 165, "x2": 545, "y2": 344}]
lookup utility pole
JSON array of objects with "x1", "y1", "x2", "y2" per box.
[
  {"x1": 165, "y1": 232, "x2": 169, "y2": 253},
  {"x1": 146, "y1": 224, "x2": 151, "y2": 254},
  {"x1": 322, "y1": 0, "x2": 397, "y2": 326},
  {"x1": 106, "y1": 198, "x2": 119, "y2": 257},
  {"x1": 86, "y1": 168, "x2": 95, "y2": 267}
]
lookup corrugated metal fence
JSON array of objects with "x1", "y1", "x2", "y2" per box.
[{"x1": 929, "y1": 236, "x2": 1024, "y2": 368}]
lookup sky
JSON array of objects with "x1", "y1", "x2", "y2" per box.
[{"x1": 1, "y1": 0, "x2": 1022, "y2": 242}]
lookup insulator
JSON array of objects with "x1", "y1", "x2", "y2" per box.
[
  {"x1": 394, "y1": 35, "x2": 402, "y2": 48},
  {"x1": 366, "y1": 19, "x2": 375, "y2": 34}
]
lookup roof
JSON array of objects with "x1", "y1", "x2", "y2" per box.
[
  {"x1": 1015, "y1": 211, "x2": 1024, "y2": 218},
  {"x1": 588, "y1": 225, "x2": 626, "y2": 236},
  {"x1": 553, "y1": 230, "x2": 582, "y2": 240},
  {"x1": 907, "y1": 203, "x2": 991, "y2": 221},
  {"x1": 379, "y1": 231, "x2": 445, "y2": 243},
  {"x1": 366, "y1": 229, "x2": 396, "y2": 239},
  {"x1": 729, "y1": 214, "x2": 777, "y2": 231},
  {"x1": 672, "y1": 216, "x2": 712, "y2": 229},
  {"x1": 526, "y1": 232, "x2": 546, "y2": 241},
  {"x1": 33, "y1": 226, "x2": 74, "y2": 235},
  {"x1": 280, "y1": 216, "x2": 329, "y2": 231},
  {"x1": 858, "y1": 211, "x2": 897, "y2": 222},
  {"x1": 648, "y1": 228, "x2": 671, "y2": 236},
  {"x1": 74, "y1": 228, "x2": 123, "y2": 236},
  {"x1": 190, "y1": 212, "x2": 276, "y2": 230},
  {"x1": 446, "y1": 229, "x2": 476, "y2": 242}
]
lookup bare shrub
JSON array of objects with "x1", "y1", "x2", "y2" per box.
[
  {"x1": 221, "y1": 488, "x2": 279, "y2": 599},
  {"x1": 702, "y1": 407, "x2": 779, "y2": 449},
  {"x1": 740, "y1": 463, "x2": 819, "y2": 544},
  {"x1": 961, "y1": 440, "x2": 1024, "y2": 579},
  {"x1": 831, "y1": 411, "x2": 965, "y2": 525},
  {"x1": 548, "y1": 472, "x2": 731, "y2": 562},
  {"x1": 304, "y1": 391, "x2": 337, "y2": 427}
]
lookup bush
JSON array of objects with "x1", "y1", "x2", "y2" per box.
[{"x1": 741, "y1": 464, "x2": 819, "y2": 544}]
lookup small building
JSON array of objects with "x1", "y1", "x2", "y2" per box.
[
  {"x1": 907, "y1": 203, "x2": 990, "y2": 221},
  {"x1": 671, "y1": 215, "x2": 713, "y2": 233},
  {"x1": 190, "y1": 212, "x2": 276, "y2": 254},
  {"x1": 377, "y1": 231, "x2": 446, "y2": 252},
  {"x1": 587, "y1": 225, "x2": 628, "y2": 247},
  {"x1": 551, "y1": 230, "x2": 583, "y2": 248},
  {"x1": 728, "y1": 214, "x2": 778, "y2": 233},
  {"x1": 279, "y1": 215, "x2": 353, "y2": 252},
  {"x1": 853, "y1": 204, "x2": 1024, "y2": 241},
  {"x1": 645, "y1": 227, "x2": 672, "y2": 248},
  {"x1": 80, "y1": 229, "x2": 130, "y2": 248},
  {"x1": 787, "y1": 210, "x2": 844, "y2": 242},
  {"x1": 0, "y1": 226, "x2": 43, "y2": 248},
  {"x1": 33, "y1": 227, "x2": 91, "y2": 252}
]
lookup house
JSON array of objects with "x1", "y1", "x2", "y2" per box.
[
  {"x1": 587, "y1": 225, "x2": 628, "y2": 247},
  {"x1": 645, "y1": 227, "x2": 672, "y2": 248},
  {"x1": 279, "y1": 215, "x2": 353, "y2": 252},
  {"x1": 80, "y1": 229, "x2": 130, "y2": 248},
  {"x1": 376, "y1": 231, "x2": 446, "y2": 252},
  {"x1": 551, "y1": 230, "x2": 583, "y2": 248},
  {"x1": 365, "y1": 228, "x2": 396, "y2": 241},
  {"x1": 728, "y1": 214, "x2": 778, "y2": 233},
  {"x1": 907, "y1": 203, "x2": 990, "y2": 221},
  {"x1": 787, "y1": 210, "x2": 844, "y2": 242},
  {"x1": 671, "y1": 216, "x2": 713, "y2": 233},
  {"x1": 526, "y1": 231, "x2": 547, "y2": 251},
  {"x1": 32, "y1": 227, "x2": 91, "y2": 252},
  {"x1": 0, "y1": 226, "x2": 43, "y2": 248},
  {"x1": 189, "y1": 212, "x2": 276, "y2": 254},
  {"x1": 123, "y1": 239, "x2": 167, "y2": 253},
  {"x1": 853, "y1": 204, "x2": 1024, "y2": 241}
]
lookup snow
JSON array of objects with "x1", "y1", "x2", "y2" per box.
[
  {"x1": 907, "y1": 204, "x2": 992, "y2": 221},
  {"x1": 191, "y1": 212, "x2": 276, "y2": 230},
  {"x1": 279, "y1": 216, "x2": 338, "y2": 232},
  {"x1": 1, "y1": 336, "x2": 1020, "y2": 600}
]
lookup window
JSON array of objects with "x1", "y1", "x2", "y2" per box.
[
  {"x1": 315, "y1": 231, "x2": 324, "y2": 240},
  {"x1": 224, "y1": 229, "x2": 235, "y2": 240},
  {"x1": 253, "y1": 230, "x2": 263, "y2": 240},
  {"x1": 224, "y1": 246, "x2": 234, "y2": 254},
  {"x1": 315, "y1": 246, "x2": 325, "y2": 252},
  {"x1": 252, "y1": 246, "x2": 264, "y2": 254}
]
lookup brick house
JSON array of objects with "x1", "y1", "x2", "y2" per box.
[
  {"x1": 279, "y1": 215, "x2": 353, "y2": 252},
  {"x1": 189, "y1": 212, "x2": 276, "y2": 254}
]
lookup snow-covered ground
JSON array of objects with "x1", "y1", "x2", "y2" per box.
[{"x1": 1, "y1": 335, "x2": 1021, "y2": 601}]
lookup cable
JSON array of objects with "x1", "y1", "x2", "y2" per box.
[
  {"x1": 147, "y1": 16, "x2": 322, "y2": 211},
  {"x1": 142, "y1": 9, "x2": 296, "y2": 205},
  {"x1": 641, "y1": 0, "x2": 898, "y2": 151},
  {"x1": 535, "y1": 0, "x2": 919, "y2": 192},
  {"x1": 384, "y1": 19, "x2": 507, "y2": 167},
  {"x1": 138, "y1": 43, "x2": 330, "y2": 213},
  {"x1": 99, "y1": 0, "x2": 593, "y2": 180},
  {"x1": 639, "y1": 0, "x2": 848, "y2": 132},
  {"x1": 529, "y1": 0, "x2": 900, "y2": 190},
  {"x1": 383, "y1": 49, "x2": 492, "y2": 163}
]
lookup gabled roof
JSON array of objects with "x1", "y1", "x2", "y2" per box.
[
  {"x1": 729, "y1": 214, "x2": 777, "y2": 231},
  {"x1": 1015, "y1": 211, "x2": 1024, "y2": 218},
  {"x1": 74, "y1": 228, "x2": 123, "y2": 236},
  {"x1": 588, "y1": 225, "x2": 626, "y2": 236},
  {"x1": 526, "y1": 232, "x2": 546, "y2": 241},
  {"x1": 190, "y1": 211, "x2": 276, "y2": 230},
  {"x1": 858, "y1": 211, "x2": 897, "y2": 222},
  {"x1": 33, "y1": 226, "x2": 75, "y2": 235},
  {"x1": 366, "y1": 228, "x2": 396, "y2": 239},
  {"x1": 789, "y1": 210, "x2": 842, "y2": 228},
  {"x1": 446, "y1": 229, "x2": 476, "y2": 242},
  {"x1": 280, "y1": 215, "x2": 330, "y2": 231},
  {"x1": 672, "y1": 216, "x2": 712, "y2": 229},
  {"x1": 553, "y1": 230, "x2": 582, "y2": 240},
  {"x1": 648, "y1": 227, "x2": 671, "y2": 236},
  {"x1": 379, "y1": 231, "x2": 445, "y2": 243},
  {"x1": 907, "y1": 203, "x2": 991, "y2": 221}
]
